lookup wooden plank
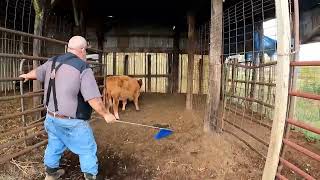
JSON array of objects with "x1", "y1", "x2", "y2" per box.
[
  {"x1": 199, "y1": 58, "x2": 204, "y2": 94},
  {"x1": 172, "y1": 26, "x2": 180, "y2": 93},
  {"x1": 168, "y1": 53, "x2": 173, "y2": 93},
  {"x1": 186, "y1": 13, "x2": 195, "y2": 110},
  {"x1": 124, "y1": 55, "x2": 128, "y2": 75},
  {"x1": 204, "y1": 0, "x2": 223, "y2": 133},
  {"x1": 113, "y1": 52, "x2": 117, "y2": 75},
  {"x1": 278, "y1": 0, "x2": 300, "y2": 172},
  {"x1": 262, "y1": 0, "x2": 291, "y2": 179},
  {"x1": 147, "y1": 54, "x2": 152, "y2": 92}
]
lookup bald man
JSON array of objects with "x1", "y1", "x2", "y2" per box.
[{"x1": 19, "y1": 36, "x2": 116, "y2": 180}]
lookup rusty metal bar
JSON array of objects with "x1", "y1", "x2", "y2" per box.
[
  {"x1": 279, "y1": 158, "x2": 315, "y2": 180},
  {"x1": 276, "y1": 173, "x2": 288, "y2": 180},
  {"x1": 0, "y1": 92, "x2": 44, "y2": 101},
  {"x1": 0, "y1": 107, "x2": 45, "y2": 120},
  {"x1": 0, "y1": 77, "x2": 24, "y2": 81},
  {"x1": 227, "y1": 79, "x2": 276, "y2": 86},
  {"x1": 0, "y1": 130, "x2": 45, "y2": 150},
  {"x1": 289, "y1": 91, "x2": 320, "y2": 101},
  {"x1": 290, "y1": 61, "x2": 320, "y2": 66},
  {"x1": 0, "y1": 140, "x2": 48, "y2": 165},
  {"x1": 0, "y1": 27, "x2": 102, "y2": 53},
  {"x1": 283, "y1": 139, "x2": 320, "y2": 162},
  {"x1": 224, "y1": 118, "x2": 269, "y2": 147},
  {"x1": 227, "y1": 61, "x2": 277, "y2": 69},
  {"x1": 28, "y1": 116, "x2": 46, "y2": 125},
  {"x1": 225, "y1": 106, "x2": 272, "y2": 129},
  {"x1": 0, "y1": 122, "x2": 43, "y2": 137},
  {"x1": 0, "y1": 53, "x2": 47, "y2": 61},
  {"x1": 223, "y1": 128, "x2": 266, "y2": 159},
  {"x1": 227, "y1": 94, "x2": 275, "y2": 108},
  {"x1": 287, "y1": 118, "x2": 320, "y2": 135}
]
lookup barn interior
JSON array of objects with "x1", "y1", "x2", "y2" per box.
[{"x1": 0, "y1": 0, "x2": 319, "y2": 179}]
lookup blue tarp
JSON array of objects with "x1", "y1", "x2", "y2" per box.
[{"x1": 245, "y1": 31, "x2": 277, "y2": 62}]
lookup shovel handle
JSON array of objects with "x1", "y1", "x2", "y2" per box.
[{"x1": 115, "y1": 120, "x2": 161, "y2": 130}]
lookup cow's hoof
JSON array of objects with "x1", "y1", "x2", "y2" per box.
[{"x1": 135, "y1": 109, "x2": 140, "y2": 111}]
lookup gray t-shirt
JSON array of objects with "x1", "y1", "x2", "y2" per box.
[{"x1": 36, "y1": 52, "x2": 101, "y2": 119}]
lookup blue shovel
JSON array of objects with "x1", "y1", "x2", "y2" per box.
[{"x1": 115, "y1": 120, "x2": 173, "y2": 140}]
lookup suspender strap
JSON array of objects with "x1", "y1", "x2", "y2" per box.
[{"x1": 45, "y1": 55, "x2": 75, "y2": 112}]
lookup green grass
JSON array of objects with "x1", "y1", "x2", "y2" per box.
[{"x1": 295, "y1": 67, "x2": 320, "y2": 141}]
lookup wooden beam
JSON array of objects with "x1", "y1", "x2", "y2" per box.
[
  {"x1": 262, "y1": 0, "x2": 291, "y2": 179},
  {"x1": 147, "y1": 54, "x2": 152, "y2": 92},
  {"x1": 172, "y1": 27, "x2": 180, "y2": 93},
  {"x1": 199, "y1": 58, "x2": 204, "y2": 94},
  {"x1": 32, "y1": 0, "x2": 47, "y2": 122},
  {"x1": 124, "y1": 55, "x2": 129, "y2": 75},
  {"x1": 186, "y1": 13, "x2": 195, "y2": 110},
  {"x1": 204, "y1": 0, "x2": 223, "y2": 133},
  {"x1": 168, "y1": 53, "x2": 173, "y2": 93},
  {"x1": 278, "y1": 0, "x2": 301, "y2": 173},
  {"x1": 113, "y1": 52, "x2": 117, "y2": 75}
]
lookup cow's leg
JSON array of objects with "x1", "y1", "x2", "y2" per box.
[
  {"x1": 122, "y1": 99, "x2": 127, "y2": 111},
  {"x1": 134, "y1": 95, "x2": 140, "y2": 111},
  {"x1": 113, "y1": 96, "x2": 120, "y2": 119}
]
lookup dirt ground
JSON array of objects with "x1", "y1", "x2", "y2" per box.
[
  {"x1": 0, "y1": 93, "x2": 319, "y2": 180},
  {"x1": 57, "y1": 93, "x2": 265, "y2": 180}
]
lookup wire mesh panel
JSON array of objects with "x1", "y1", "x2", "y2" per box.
[{"x1": 221, "y1": 0, "x2": 277, "y2": 164}]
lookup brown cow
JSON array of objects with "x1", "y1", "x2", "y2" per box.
[{"x1": 103, "y1": 75, "x2": 142, "y2": 119}]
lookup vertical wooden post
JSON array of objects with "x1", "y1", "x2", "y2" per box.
[
  {"x1": 97, "y1": 30, "x2": 104, "y2": 74},
  {"x1": 186, "y1": 13, "x2": 195, "y2": 110},
  {"x1": 172, "y1": 27, "x2": 180, "y2": 93},
  {"x1": 199, "y1": 58, "x2": 204, "y2": 94},
  {"x1": 168, "y1": 53, "x2": 173, "y2": 93},
  {"x1": 124, "y1": 55, "x2": 129, "y2": 75},
  {"x1": 204, "y1": 0, "x2": 223, "y2": 133},
  {"x1": 113, "y1": 52, "x2": 117, "y2": 75},
  {"x1": 277, "y1": 0, "x2": 300, "y2": 173},
  {"x1": 258, "y1": 23, "x2": 265, "y2": 114},
  {"x1": 32, "y1": 0, "x2": 47, "y2": 120},
  {"x1": 147, "y1": 54, "x2": 152, "y2": 92},
  {"x1": 262, "y1": 0, "x2": 291, "y2": 179}
]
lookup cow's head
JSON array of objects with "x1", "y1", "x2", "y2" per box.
[{"x1": 137, "y1": 79, "x2": 143, "y2": 88}]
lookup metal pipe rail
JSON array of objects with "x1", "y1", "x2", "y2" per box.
[
  {"x1": 224, "y1": 118, "x2": 269, "y2": 147},
  {"x1": 226, "y1": 61, "x2": 277, "y2": 69},
  {"x1": 0, "y1": 27, "x2": 103, "y2": 53},
  {"x1": 227, "y1": 79, "x2": 276, "y2": 86},
  {"x1": 0, "y1": 130, "x2": 45, "y2": 150},
  {"x1": 283, "y1": 139, "x2": 320, "y2": 162},
  {"x1": 286, "y1": 118, "x2": 320, "y2": 136},
  {"x1": 279, "y1": 158, "x2": 315, "y2": 180},
  {"x1": 0, "y1": 140, "x2": 48, "y2": 165},
  {"x1": 289, "y1": 91, "x2": 320, "y2": 101},
  {"x1": 0, "y1": 107, "x2": 45, "y2": 120}
]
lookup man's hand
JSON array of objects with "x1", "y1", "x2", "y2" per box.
[
  {"x1": 19, "y1": 74, "x2": 29, "y2": 82},
  {"x1": 19, "y1": 69, "x2": 37, "y2": 82},
  {"x1": 103, "y1": 113, "x2": 117, "y2": 123}
]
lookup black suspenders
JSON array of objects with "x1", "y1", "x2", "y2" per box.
[{"x1": 45, "y1": 55, "x2": 74, "y2": 112}]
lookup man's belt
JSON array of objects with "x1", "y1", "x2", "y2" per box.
[{"x1": 47, "y1": 111, "x2": 73, "y2": 119}]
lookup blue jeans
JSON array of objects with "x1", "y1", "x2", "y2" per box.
[{"x1": 44, "y1": 115, "x2": 98, "y2": 175}]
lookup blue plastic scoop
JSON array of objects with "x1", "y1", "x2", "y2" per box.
[{"x1": 115, "y1": 120, "x2": 173, "y2": 140}]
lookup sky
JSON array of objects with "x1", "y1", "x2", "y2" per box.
[{"x1": 263, "y1": 18, "x2": 320, "y2": 61}]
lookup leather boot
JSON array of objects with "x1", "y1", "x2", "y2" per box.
[
  {"x1": 84, "y1": 173, "x2": 97, "y2": 180},
  {"x1": 44, "y1": 167, "x2": 65, "y2": 180}
]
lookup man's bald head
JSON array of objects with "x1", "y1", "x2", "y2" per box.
[{"x1": 67, "y1": 36, "x2": 88, "y2": 60}]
